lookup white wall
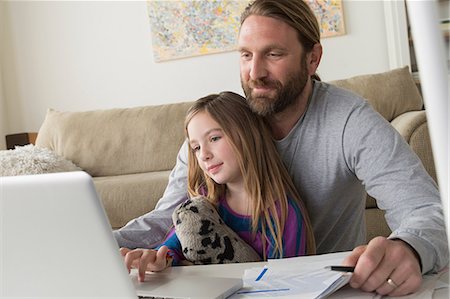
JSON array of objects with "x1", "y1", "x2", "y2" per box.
[
  {"x1": 438, "y1": 0, "x2": 449, "y2": 20},
  {"x1": 1, "y1": 0, "x2": 394, "y2": 134},
  {"x1": 0, "y1": 67, "x2": 6, "y2": 150},
  {"x1": 0, "y1": 0, "x2": 7, "y2": 150},
  {"x1": 320, "y1": 0, "x2": 390, "y2": 80}
]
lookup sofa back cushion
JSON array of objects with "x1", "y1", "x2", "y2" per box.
[
  {"x1": 35, "y1": 67, "x2": 422, "y2": 178},
  {"x1": 35, "y1": 102, "x2": 193, "y2": 177},
  {"x1": 330, "y1": 66, "x2": 423, "y2": 122}
]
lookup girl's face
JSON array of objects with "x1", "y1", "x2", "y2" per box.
[{"x1": 187, "y1": 111, "x2": 242, "y2": 186}]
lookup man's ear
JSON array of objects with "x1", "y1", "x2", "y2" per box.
[{"x1": 307, "y1": 43, "x2": 322, "y2": 76}]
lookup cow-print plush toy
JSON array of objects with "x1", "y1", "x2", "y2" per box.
[{"x1": 172, "y1": 196, "x2": 261, "y2": 265}]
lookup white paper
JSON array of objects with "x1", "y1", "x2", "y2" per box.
[
  {"x1": 228, "y1": 252, "x2": 448, "y2": 299},
  {"x1": 229, "y1": 252, "x2": 352, "y2": 299}
]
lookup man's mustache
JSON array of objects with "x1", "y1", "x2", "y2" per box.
[{"x1": 248, "y1": 78, "x2": 281, "y2": 90}]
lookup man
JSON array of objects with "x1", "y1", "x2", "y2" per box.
[{"x1": 115, "y1": 0, "x2": 448, "y2": 296}]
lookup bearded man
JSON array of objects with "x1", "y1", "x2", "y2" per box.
[{"x1": 116, "y1": 1, "x2": 448, "y2": 296}]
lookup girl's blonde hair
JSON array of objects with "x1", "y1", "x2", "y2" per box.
[{"x1": 185, "y1": 92, "x2": 315, "y2": 258}]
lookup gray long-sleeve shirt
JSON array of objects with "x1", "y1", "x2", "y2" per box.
[{"x1": 114, "y1": 81, "x2": 448, "y2": 273}]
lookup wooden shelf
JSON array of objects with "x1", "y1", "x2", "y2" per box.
[{"x1": 5, "y1": 132, "x2": 38, "y2": 150}]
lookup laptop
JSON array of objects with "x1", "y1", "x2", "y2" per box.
[
  {"x1": 132, "y1": 271, "x2": 243, "y2": 299},
  {"x1": 0, "y1": 171, "x2": 242, "y2": 299}
]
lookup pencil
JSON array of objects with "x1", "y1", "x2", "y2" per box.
[{"x1": 326, "y1": 266, "x2": 355, "y2": 272}]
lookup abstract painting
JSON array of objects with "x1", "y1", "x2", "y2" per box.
[
  {"x1": 147, "y1": 0, "x2": 251, "y2": 62},
  {"x1": 147, "y1": 0, "x2": 345, "y2": 62}
]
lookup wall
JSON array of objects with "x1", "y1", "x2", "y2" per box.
[
  {"x1": 438, "y1": 0, "x2": 449, "y2": 20},
  {"x1": 319, "y1": 0, "x2": 390, "y2": 80},
  {"x1": 1, "y1": 0, "x2": 392, "y2": 135},
  {"x1": 0, "y1": 0, "x2": 7, "y2": 150},
  {"x1": 0, "y1": 66, "x2": 6, "y2": 150},
  {"x1": 438, "y1": 0, "x2": 449, "y2": 66}
]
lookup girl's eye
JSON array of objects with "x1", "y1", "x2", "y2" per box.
[
  {"x1": 211, "y1": 136, "x2": 221, "y2": 142},
  {"x1": 192, "y1": 145, "x2": 200, "y2": 152}
]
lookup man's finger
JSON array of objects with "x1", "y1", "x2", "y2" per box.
[
  {"x1": 342, "y1": 245, "x2": 366, "y2": 267},
  {"x1": 350, "y1": 237, "x2": 387, "y2": 289},
  {"x1": 387, "y1": 272, "x2": 422, "y2": 297}
]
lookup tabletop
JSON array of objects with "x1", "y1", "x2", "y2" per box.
[{"x1": 139, "y1": 252, "x2": 449, "y2": 299}]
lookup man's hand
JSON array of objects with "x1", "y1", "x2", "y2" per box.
[
  {"x1": 120, "y1": 246, "x2": 171, "y2": 282},
  {"x1": 342, "y1": 237, "x2": 422, "y2": 296}
]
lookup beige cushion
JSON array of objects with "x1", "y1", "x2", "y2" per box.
[
  {"x1": 93, "y1": 171, "x2": 172, "y2": 229},
  {"x1": 392, "y1": 110, "x2": 437, "y2": 182},
  {"x1": 365, "y1": 208, "x2": 391, "y2": 241},
  {"x1": 330, "y1": 66, "x2": 423, "y2": 121},
  {"x1": 35, "y1": 102, "x2": 193, "y2": 177}
]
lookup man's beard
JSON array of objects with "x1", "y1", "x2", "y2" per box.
[{"x1": 241, "y1": 59, "x2": 309, "y2": 117}]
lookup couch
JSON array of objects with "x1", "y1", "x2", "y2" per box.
[{"x1": 34, "y1": 66, "x2": 436, "y2": 243}]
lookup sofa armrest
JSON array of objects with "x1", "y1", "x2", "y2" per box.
[{"x1": 391, "y1": 110, "x2": 437, "y2": 182}]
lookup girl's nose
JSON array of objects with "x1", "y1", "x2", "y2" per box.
[{"x1": 199, "y1": 147, "x2": 212, "y2": 161}]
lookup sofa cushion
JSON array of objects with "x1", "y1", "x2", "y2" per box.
[
  {"x1": 365, "y1": 208, "x2": 391, "y2": 241},
  {"x1": 93, "y1": 171, "x2": 173, "y2": 229},
  {"x1": 391, "y1": 110, "x2": 436, "y2": 182},
  {"x1": 330, "y1": 66, "x2": 423, "y2": 122},
  {"x1": 35, "y1": 102, "x2": 193, "y2": 177}
]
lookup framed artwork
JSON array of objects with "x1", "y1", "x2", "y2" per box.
[
  {"x1": 147, "y1": 0, "x2": 251, "y2": 62},
  {"x1": 306, "y1": 0, "x2": 346, "y2": 38},
  {"x1": 147, "y1": 0, "x2": 345, "y2": 62}
]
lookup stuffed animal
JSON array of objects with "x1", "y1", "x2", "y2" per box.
[{"x1": 172, "y1": 196, "x2": 261, "y2": 265}]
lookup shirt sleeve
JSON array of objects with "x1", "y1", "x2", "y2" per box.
[
  {"x1": 342, "y1": 101, "x2": 448, "y2": 273},
  {"x1": 155, "y1": 228, "x2": 185, "y2": 266},
  {"x1": 113, "y1": 141, "x2": 189, "y2": 249}
]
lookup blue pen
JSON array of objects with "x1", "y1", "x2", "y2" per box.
[
  {"x1": 255, "y1": 266, "x2": 268, "y2": 281},
  {"x1": 237, "y1": 288, "x2": 290, "y2": 294}
]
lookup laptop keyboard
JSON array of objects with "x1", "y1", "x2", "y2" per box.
[{"x1": 139, "y1": 296, "x2": 179, "y2": 299}]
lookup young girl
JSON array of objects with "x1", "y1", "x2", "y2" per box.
[{"x1": 121, "y1": 92, "x2": 315, "y2": 281}]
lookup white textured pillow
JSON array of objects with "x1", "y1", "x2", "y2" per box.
[{"x1": 0, "y1": 144, "x2": 81, "y2": 176}]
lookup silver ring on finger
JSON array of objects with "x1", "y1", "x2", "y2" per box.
[{"x1": 386, "y1": 278, "x2": 398, "y2": 288}]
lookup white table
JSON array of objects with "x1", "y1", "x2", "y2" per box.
[{"x1": 142, "y1": 253, "x2": 448, "y2": 299}]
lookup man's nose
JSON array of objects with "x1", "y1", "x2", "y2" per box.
[{"x1": 249, "y1": 56, "x2": 267, "y2": 80}]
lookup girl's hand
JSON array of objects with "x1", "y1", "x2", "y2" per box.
[{"x1": 120, "y1": 246, "x2": 171, "y2": 282}]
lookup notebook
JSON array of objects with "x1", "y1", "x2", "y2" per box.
[{"x1": 0, "y1": 171, "x2": 242, "y2": 299}]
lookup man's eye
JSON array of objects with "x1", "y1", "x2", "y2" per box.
[
  {"x1": 269, "y1": 52, "x2": 282, "y2": 57},
  {"x1": 241, "y1": 52, "x2": 252, "y2": 60}
]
